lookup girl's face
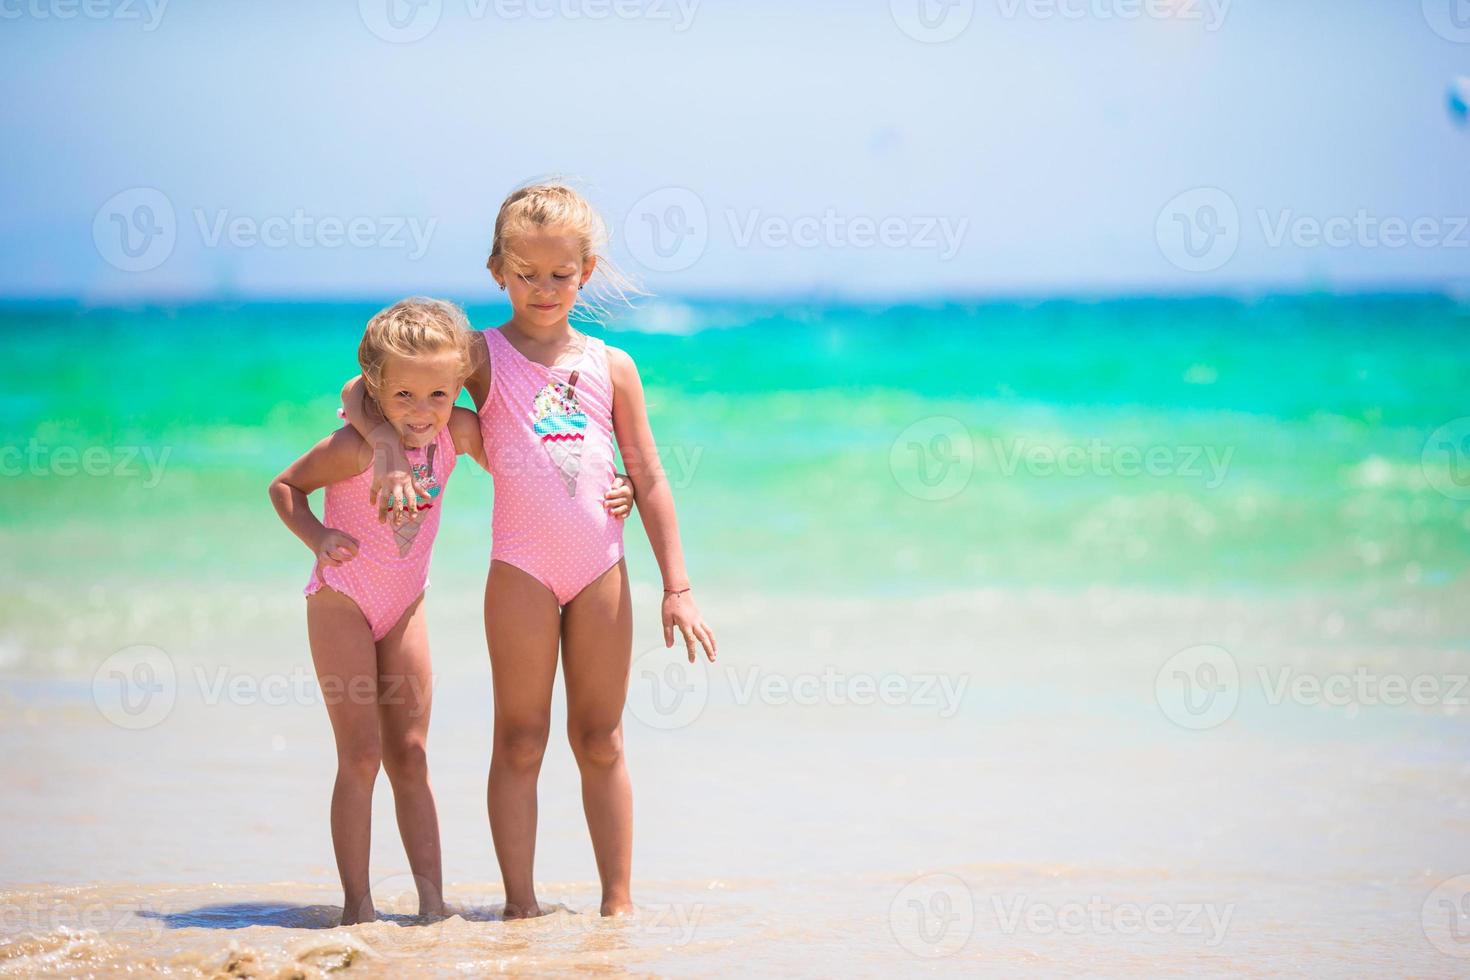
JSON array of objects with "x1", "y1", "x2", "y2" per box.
[
  {"x1": 494, "y1": 229, "x2": 596, "y2": 329},
  {"x1": 374, "y1": 351, "x2": 462, "y2": 449}
]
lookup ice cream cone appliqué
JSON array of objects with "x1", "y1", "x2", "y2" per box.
[{"x1": 532, "y1": 369, "x2": 588, "y2": 496}]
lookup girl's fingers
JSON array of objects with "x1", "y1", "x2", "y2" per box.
[
  {"x1": 698, "y1": 624, "x2": 717, "y2": 661},
  {"x1": 680, "y1": 624, "x2": 697, "y2": 663},
  {"x1": 662, "y1": 615, "x2": 674, "y2": 649}
]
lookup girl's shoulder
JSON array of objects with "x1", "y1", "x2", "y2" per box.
[
  {"x1": 603, "y1": 342, "x2": 638, "y2": 379},
  {"x1": 322, "y1": 424, "x2": 371, "y2": 471},
  {"x1": 293, "y1": 424, "x2": 372, "y2": 487}
]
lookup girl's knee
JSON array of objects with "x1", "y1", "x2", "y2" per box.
[
  {"x1": 495, "y1": 722, "x2": 550, "y2": 773},
  {"x1": 382, "y1": 736, "x2": 429, "y2": 785},
  {"x1": 569, "y1": 724, "x2": 624, "y2": 769},
  {"x1": 338, "y1": 738, "x2": 382, "y2": 783}
]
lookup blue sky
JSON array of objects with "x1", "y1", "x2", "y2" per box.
[{"x1": 2, "y1": 0, "x2": 1468, "y2": 300}]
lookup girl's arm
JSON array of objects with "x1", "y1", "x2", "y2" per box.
[
  {"x1": 463, "y1": 331, "x2": 492, "y2": 411},
  {"x1": 447, "y1": 406, "x2": 490, "y2": 472},
  {"x1": 268, "y1": 427, "x2": 371, "y2": 566},
  {"x1": 608, "y1": 346, "x2": 716, "y2": 662},
  {"x1": 340, "y1": 376, "x2": 421, "y2": 525}
]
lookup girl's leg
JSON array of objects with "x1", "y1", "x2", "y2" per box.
[
  {"x1": 375, "y1": 594, "x2": 444, "y2": 918},
  {"x1": 560, "y1": 559, "x2": 635, "y2": 916},
  {"x1": 484, "y1": 560, "x2": 562, "y2": 918},
  {"x1": 307, "y1": 588, "x2": 383, "y2": 925}
]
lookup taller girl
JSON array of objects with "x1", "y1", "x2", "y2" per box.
[{"x1": 352, "y1": 183, "x2": 716, "y2": 917}]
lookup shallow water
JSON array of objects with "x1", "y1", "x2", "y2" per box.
[{"x1": 4, "y1": 590, "x2": 1470, "y2": 974}]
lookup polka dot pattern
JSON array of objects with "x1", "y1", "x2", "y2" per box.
[
  {"x1": 479, "y1": 327, "x2": 624, "y2": 605},
  {"x1": 303, "y1": 423, "x2": 458, "y2": 640}
]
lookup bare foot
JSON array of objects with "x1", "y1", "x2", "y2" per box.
[
  {"x1": 502, "y1": 901, "x2": 542, "y2": 920},
  {"x1": 600, "y1": 897, "x2": 634, "y2": 917},
  {"x1": 340, "y1": 899, "x2": 376, "y2": 926}
]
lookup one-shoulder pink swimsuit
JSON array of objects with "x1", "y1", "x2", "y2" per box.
[
  {"x1": 479, "y1": 327, "x2": 624, "y2": 605},
  {"x1": 304, "y1": 423, "x2": 457, "y2": 640}
]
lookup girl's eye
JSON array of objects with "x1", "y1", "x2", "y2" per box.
[
  {"x1": 395, "y1": 391, "x2": 411, "y2": 399},
  {"x1": 553, "y1": 273, "x2": 571, "y2": 281},
  {"x1": 431, "y1": 391, "x2": 448, "y2": 398}
]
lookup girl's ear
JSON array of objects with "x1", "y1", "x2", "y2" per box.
[
  {"x1": 581, "y1": 253, "x2": 598, "y2": 287},
  {"x1": 487, "y1": 255, "x2": 504, "y2": 287}
]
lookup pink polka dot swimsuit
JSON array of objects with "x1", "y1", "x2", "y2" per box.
[
  {"x1": 303, "y1": 423, "x2": 457, "y2": 640},
  {"x1": 479, "y1": 327, "x2": 624, "y2": 606}
]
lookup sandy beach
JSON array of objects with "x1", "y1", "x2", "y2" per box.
[{"x1": 4, "y1": 584, "x2": 1469, "y2": 976}]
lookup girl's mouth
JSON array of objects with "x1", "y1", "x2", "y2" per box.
[
  {"x1": 405, "y1": 422, "x2": 432, "y2": 434},
  {"x1": 530, "y1": 303, "x2": 560, "y2": 312}
]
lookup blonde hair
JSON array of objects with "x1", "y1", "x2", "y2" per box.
[
  {"x1": 359, "y1": 297, "x2": 477, "y2": 398},
  {"x1": 488, "y1": 179, "x2": 642, "y2": 321}
]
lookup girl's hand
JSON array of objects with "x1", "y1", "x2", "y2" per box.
[
  {"x1": 662, "y1": 588, "x2": 716, "y2": 663},
  {"x1": 315, "y1": 529, "x2": 360, "y2": 567},
  {"x1": 369, "y1": 442, "x2": 427, "y2": 526},
  {"x1": 604, "y1": 473, "x2": 635, "y2": 519}
]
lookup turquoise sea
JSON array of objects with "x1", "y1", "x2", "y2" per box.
[{"x1": 3, "y1": 295, "x2": 1467, "y2": 606}]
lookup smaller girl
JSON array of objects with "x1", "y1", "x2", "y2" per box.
[{"x1": 269, "y1": 298, "x2": 635, "y2": 925}]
